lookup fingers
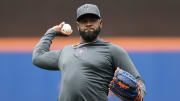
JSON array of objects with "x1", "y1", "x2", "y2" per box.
[
  {"x1": 59, "y1": 22, "x2": 65, "y2": 29},
  {"x1": 61, "y1": 29, "x2": 73, "y2": 36},
  {"x1": 67, "y1": 29, "x2": 73, "y2": 35},
  {"x1": 51, "y1": 21, "x2": 73, "y2": 36}
]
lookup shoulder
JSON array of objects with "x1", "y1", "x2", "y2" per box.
[
  {"x1": 108, "y1": 43, "x2": 127, "y2": 54},
  {"x1": 98, "y1": 39, "x2": 127, "y2": 54},
  {"x1": 60, "y1": 45, "x2": 72, "y2": 51}
]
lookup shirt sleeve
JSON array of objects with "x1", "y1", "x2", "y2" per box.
[
  {"x1": 32, "y1": 29, "x2": 61, "y2": 71},
  {"x1": 109, "y1": 44, "x2": 146, "y2": 97}
]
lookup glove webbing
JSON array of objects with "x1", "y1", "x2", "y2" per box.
[{"x1": 109, "y1": 79, "x2": 143, "y2": 101}]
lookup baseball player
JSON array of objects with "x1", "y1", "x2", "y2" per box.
[{"x1": 32, "y1": 4, "x2": 146, "y2": 101}]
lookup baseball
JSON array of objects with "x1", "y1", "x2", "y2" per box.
[{"x1": 61, "y1": 24, "x2": 72, "y2": 33}]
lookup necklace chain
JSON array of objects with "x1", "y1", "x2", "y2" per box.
[{"x1": 72, "y1": 40, "x2": 97, "y2": 48}]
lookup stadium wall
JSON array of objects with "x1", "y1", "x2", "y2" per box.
[{"x1": 0, "y1": 37, "x2": 180, "y2": 101}]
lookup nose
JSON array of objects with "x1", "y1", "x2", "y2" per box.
[{"x1": 85, "y1": 20, "x2": 92, "y2": 27}]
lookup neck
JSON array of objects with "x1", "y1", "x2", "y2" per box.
[{"x1": 80, "y1": 36, "x2": 98, "y2": 44}]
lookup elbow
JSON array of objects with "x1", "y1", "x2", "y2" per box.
[
  {"x1": 32, "y1": 56, "x2": 45, "y2": 69},
  {"x1": 32, "y1": 55, "x2": 39, "y2": 67},
  {"x1": 32, "y1": 49, "x2": 38, "y2": 65},
  {"x1": 32, "y1": 52, "x2": 43, "y2": 68},
  {"x1": 32, "y1": 50, "x2": 42, "y2": 68},
  {"x1": 32, "y1": 55, "x2": 58, "y2": 71}
]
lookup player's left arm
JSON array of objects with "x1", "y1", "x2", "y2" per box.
[{"x1": 110, "y1": 44, "x2": 146, "y2": 98}]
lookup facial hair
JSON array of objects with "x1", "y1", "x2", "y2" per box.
[{"x1": 79, "y1": 26, "x2": 101, "y2": 42}]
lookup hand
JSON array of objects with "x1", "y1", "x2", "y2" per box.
[
  {"x1": 109, "y1": 68, "x2": 143, "y2": 101},
  {"x1": 52, "y1": 22, "x2": 73, "y2": 36}
]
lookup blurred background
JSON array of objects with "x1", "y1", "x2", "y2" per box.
[{"x1": 0, "y1": 0, "x2": 180, "y2": 101}]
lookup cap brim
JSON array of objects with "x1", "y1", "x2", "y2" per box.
[{"x1": 77, "y1": 13, "x2": 101, "y2": 21}]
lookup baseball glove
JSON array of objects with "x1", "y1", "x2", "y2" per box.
[{"x1": 109, "y1": 68, "x2": 143, "y2": 101}]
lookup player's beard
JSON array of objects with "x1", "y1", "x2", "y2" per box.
[{"x1": 79, "y1": 26, "x2": 101, "y2": 42}]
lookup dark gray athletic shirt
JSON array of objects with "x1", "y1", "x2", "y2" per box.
[{"x1": 32, "y1": 29, "x2": 146, "y2": 101}]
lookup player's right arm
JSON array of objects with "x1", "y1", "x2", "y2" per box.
[{"x1": 32, "y1": 22, "x2": 73, "y2": 70}]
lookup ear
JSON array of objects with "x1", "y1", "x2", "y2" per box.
[
  {"x1": 99, "y1": 19, "x2": 103, "y2": 28},
  {"x1": 76, "y1": 21, "x2": 80, "y2": 31}
]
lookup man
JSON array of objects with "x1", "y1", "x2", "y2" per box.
[{"x1": 32, "y1": 4, "x2": 146, "y2": 101}]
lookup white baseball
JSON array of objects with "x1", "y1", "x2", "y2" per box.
[{"x1": 61, "y1": 24, "x2": 72, "y2": 33}]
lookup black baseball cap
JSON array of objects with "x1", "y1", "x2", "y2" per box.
[{"x1": 77, "y1": 4, "x2": 101, "y2": 21}]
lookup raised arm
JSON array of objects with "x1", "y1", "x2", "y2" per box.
[
  {"x1": 32, "y1": 29, "x2": 61, "y2": 70},
  {"x1": 32, "y1": 22, "x2": 73, "y2": 70}
]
